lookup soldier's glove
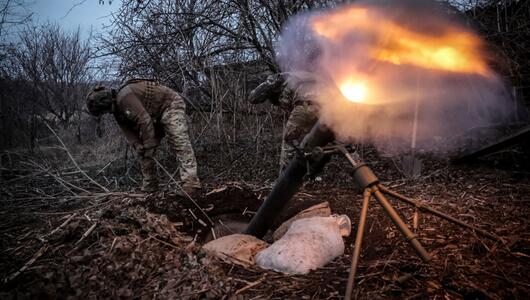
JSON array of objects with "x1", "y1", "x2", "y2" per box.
[
  {"x1": 134, "y1": 143, "x2": 145, "y2": 156},
  {"x1": 143, "y1": 148, "x2": 155, "y2": 158}
]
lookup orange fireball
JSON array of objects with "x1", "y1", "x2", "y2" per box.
[
  {"x1": 339, "y1": 80, "x2": 367, "y2": 103},
  {"x1": 309, "y1": 5, "x2": 491, "y2": 104}
]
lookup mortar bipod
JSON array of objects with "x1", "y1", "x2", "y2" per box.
[{"x1": 328, "y1": 144, "x2": 503, "y2": 299}]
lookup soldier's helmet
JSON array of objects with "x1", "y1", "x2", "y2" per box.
[
  {"x1": 248, "y1": 74, "x2": 284, "y2": 105},
  {"x1": 86, "y1": 86, "x2": 114, "y2": 116}
]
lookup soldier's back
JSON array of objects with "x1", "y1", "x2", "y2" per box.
[{"x1": 118, "y1": 79, "x2": 182, "y2": 118}]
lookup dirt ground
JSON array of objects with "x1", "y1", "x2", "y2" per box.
[{"x1": 1, "y1": 145, "x2": 529, "y2": 299}]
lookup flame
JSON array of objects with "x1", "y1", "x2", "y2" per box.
[
  {"x1": 309, "y1": 5, "x2": 492, "y2": 104},
  {"x1": 276, "y1": 1, "x2": 511, "y2": 154},
  {"x1": 373, "y1": 33, "x2": 488, "y2": 75},
  {"x1": 340, "y1": 80, "x2": 367, "y2": 103}
]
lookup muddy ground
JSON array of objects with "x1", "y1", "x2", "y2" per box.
[{"x1": 0, "y1": 145, "x2": 529, "y2": 299}]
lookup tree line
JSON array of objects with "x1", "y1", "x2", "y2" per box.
[{"x1": 0, "y1": 0, "x2": 528, "y2": 151}]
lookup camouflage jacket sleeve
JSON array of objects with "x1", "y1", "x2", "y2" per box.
[
  {"x1": 248, "y1": 74, "x2": 283, "y2": 105},
  {"x1": 116, "y1": 89, "x2": 158, "y2": 149}
]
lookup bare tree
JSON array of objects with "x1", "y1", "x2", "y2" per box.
[
  {"x1": 95, "y1": 0, "x2": 340, "y2": 162},
  {"x1": 0, "y1": 0, "x2": 32, "y2": 41},
  {"x1": 98, "y1": 0, "x2": 336, "y2": 92},
  {"x1": 10, "y1": 23, "x2": 93, "y2": 125},
  {"x1": 0, "y1": 23, "x2": 94, "y2": 149},
  {"x1": 0, "y1": 0, "x2": 32, "y2": 76},
  {"x1": 92, "y1": 0, "x2": 529, "y2": 165}
]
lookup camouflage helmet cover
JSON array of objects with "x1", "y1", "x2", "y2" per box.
[{"x1": 86, "y1": 86, "x2": 114, "y2": 116}]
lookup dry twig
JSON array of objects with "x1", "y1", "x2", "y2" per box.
[
  {"x1": 75, "y1": 222, "x2": 98, "y2": 245},
  {"x1": 4, "y1": 244, "x2": 49, "y2": 284},
  {"x1": 44, "y1": 122, "x2": 109, "y2": 193},
  {"x1": 235, "y1": 275, "x2": 267, "y2": 295}
]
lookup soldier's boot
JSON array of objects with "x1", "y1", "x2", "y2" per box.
[
  {"x1": 181, "y1": 177, "x2": 201, "y2": 194},
  {"x1": 176, "y1": 181, "x2": 200, "y2": 198},
  {"x1": 140, "y1": 155, "x2": 159, "y2": 193},
  {"x1": 141, "y1": 179, "x2": 159, "y2": 193},
  {"x1": 179, "y1": 163, "x2": 201, "y2": 196}
]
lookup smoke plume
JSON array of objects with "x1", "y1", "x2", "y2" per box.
[{"x1": 276, "y1": 0, "x2": 516, "y2": 155}]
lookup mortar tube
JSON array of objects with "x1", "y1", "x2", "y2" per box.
[{"x1": 244, "y1": 122, "x2": 335, "y2": 238}]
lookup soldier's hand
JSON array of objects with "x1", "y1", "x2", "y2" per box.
[
  {"x1": 143, "y1": 148, "x2": 155, "y2": 158},
  {"x1": 134, "y1": 143, "x2": 145, "y2": 156},
  {"x1": 133, "y1": 143, "x2": 145, "y2": 156}
]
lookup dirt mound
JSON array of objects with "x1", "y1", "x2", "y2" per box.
[{"x1": 1, "y1": 194, "x2": 238, "y2": 299}]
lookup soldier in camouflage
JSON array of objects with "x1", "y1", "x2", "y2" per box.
[
  {"x1": 249, "y1": 73, "x2": 319, "y2": 170},
  {"x1": 86, "y1": 79, "x2": 200, "y2": 193}
]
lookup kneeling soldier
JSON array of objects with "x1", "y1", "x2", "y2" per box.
[{"x1": 86, "y1": 79, "x2": 200, "y2": 193}]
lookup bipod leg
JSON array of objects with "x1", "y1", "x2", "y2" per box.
[
  {"x1": 378, "y1": 185, "x2": 503, "y2": 242},
  {"x1": 345, "y1": 188, "x2": 371, "y2": 299},
  {"x1": 372, "y1": 185, "x2": 432, "y2": 262}
]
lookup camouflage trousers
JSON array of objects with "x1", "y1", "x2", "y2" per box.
[
  {"x1": 279, "y1": 103, "x2": 319, "y2": 170},
  {"x1": 140, "y1": 101, "x2": 200, "y2": 191}
]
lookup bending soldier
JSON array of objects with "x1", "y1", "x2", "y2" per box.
[
  {"x1": 86, "y1": 79, "x2": 200, "y2": 193},
  {"x1": 249, "y1": 74, "x2": 319, "y2": 170}
]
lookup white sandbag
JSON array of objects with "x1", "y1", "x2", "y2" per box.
[
  {"x1": 255, "y1": 215, "x2": 351, "y2": 274},
  {"x1": 202, "y1": 234, "x2": 268, "y2": 267},
  {"x1": 272, "y1": 202, "x2": 332, "y2": 241}
]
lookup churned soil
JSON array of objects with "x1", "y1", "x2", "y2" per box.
[{"x1": 1, "y1": 146, "x2": 529, "y2": 299}]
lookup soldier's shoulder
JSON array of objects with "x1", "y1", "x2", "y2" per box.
[
  {"x1": 116, "y1": 84, "x2": 132, "y2": 100},
  {"x1": 115, "y1": 85, "x2": 141, "y2": 110},
  {"x1": 118, "y1": 78, "x2": 159, "y2": 91}
]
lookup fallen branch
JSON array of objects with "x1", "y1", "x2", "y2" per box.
[
  {"x1": 40, "y1": 213, "x2": 78, "y2": 241},
  {"x1": 4, "y1": 244, "x2": 49, "y2": 284},
  {"x1": 95, "y1": 160, "x2": 115, "y2": 177},
  {"x1": 44, "y1": 122, "x2": 109, "y2": 193},
  {"x1": 44, "y1": 169, "x2": 90, "y2": 195}
]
